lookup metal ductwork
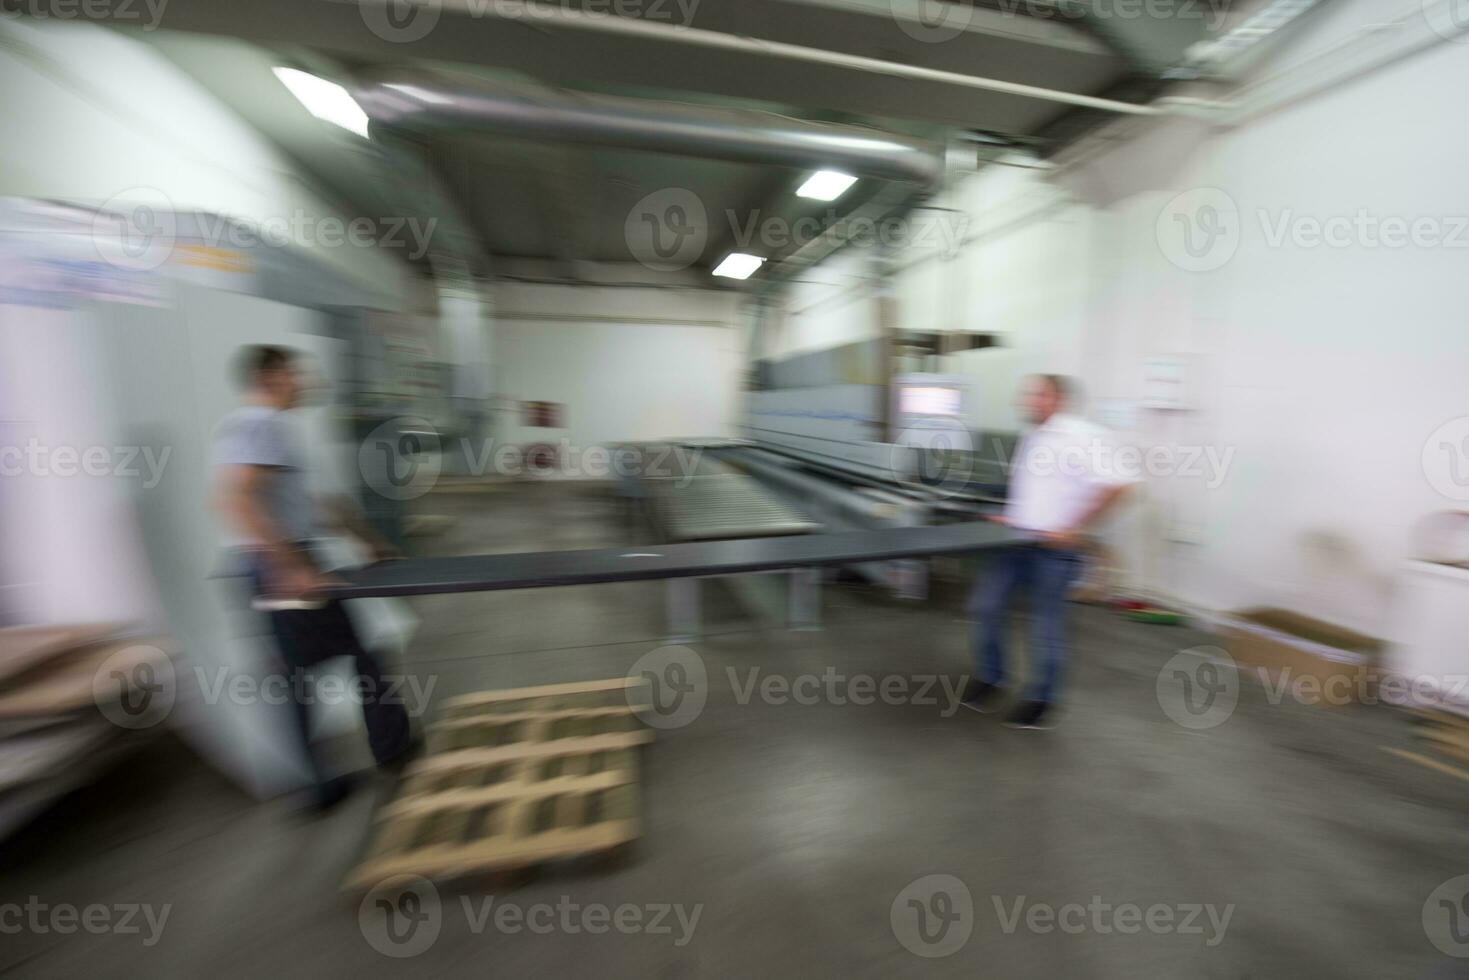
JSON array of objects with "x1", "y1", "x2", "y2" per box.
[
  {"x1": 1172, "y1": 0, "x2": 1328, "y2": 80},
  {"x1": 354, "y1": 71, "x2": 945, "y2": 186}
]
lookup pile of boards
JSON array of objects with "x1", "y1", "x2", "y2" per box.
[
  {"x1": 1408, "y1": 707, "x2": 1469, "y2": 777},
  {"x1": 0, "y1": 623, "x2": 170, "y2": 838},
  {"x1": 349, "y1": 676, "x2": 654, "y2": 889}
]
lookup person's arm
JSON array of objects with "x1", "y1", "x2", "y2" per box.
[
  {"x1": 216, "y1": 464, "x2": 334, "y2": 597},
  {"x1": 321, "y1": 494, "x2": 400, "y2": 561},
  {"x1": 1041, "y1": 483, "x2": 1133, "y2": 549}
]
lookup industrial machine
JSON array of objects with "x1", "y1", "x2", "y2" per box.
[
  {"x1": 636, "y1": 339, "x2": 1023, "y2": 599},
  {"x1": 0, "y1": 198, "x2": 451, "y2": 800}
]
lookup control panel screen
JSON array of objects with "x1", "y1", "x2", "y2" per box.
[{"x1": 898, "y1": 385, "x2": 962, "y2": 417}]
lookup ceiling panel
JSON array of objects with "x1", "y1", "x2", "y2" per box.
[{"x1": 108, "y1": 0, "x2": 1200, "y2": 275}]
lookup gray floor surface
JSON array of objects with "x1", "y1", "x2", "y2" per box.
[{"x1": 3, "y1": 483, "x2": 1467, "y2": 979}]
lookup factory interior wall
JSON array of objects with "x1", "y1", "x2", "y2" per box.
[
  {"x1": 1096, "y1": 26, "x2": 1468, "y2": 637},
  {"x1": 2, "y1": 3, "x2": 1450, "y2": 640},
  {"x1": 0, "y1": 17, "x2": 412, "y2": 307},
  {"x1": 490, "y1": 281, "x2": 746, "y2": 456},
  {"x1": 767, "y1": 0, "x2": 1462, "y2": 637},
  {"x1": 770, "y1": 249, "x2": 883, "y2": 359}
]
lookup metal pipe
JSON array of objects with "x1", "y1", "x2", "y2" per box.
[
  {"x1": 1150, "y1": 0, "x2": 1469, "y2": 124},
  {"x1": 355, "y1": 0, "x2": 1162, "y2": 118},
  {"x1": 356, "y1": 71, "x2": 946, "y2": 185},
  {"x1": 1174, "y1": 0, "x2": 1328, "y2": 79}
]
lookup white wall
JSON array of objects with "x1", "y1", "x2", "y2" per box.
[
  {"x1": 491, "y1": 281, "x2": 745, "y2": 453},
  {"x1": 762, "y1": 0, "x2": 1469, "y2": 636},
  {"x1": 0, "y1": 19, "x2": 439, "y2": 792},
  {"x1": 0, "y1": 18, "x2": 411, "y2": 306},
  {"x1": 772, "y1": 249, "x2": 881, "y2": 358},
  {"x1": 0, "y1": 277, "x2": 358, "y2": 796},
  {"x1": 1127, "y1": 15, "x2": 1469, "y2": 634}
]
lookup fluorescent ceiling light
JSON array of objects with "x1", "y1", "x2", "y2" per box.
[
  {"x1": 796, "y1": 170, "x2": 858, "y2": 201},
  {"x1": 273, "y1": 67, "x2": 371, "y2": 139},
  {"x1": 713, "y1": 253, "x2": 765, "y2": 280}
]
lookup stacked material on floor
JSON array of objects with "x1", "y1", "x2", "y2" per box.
[
  {"x1": 0, "y1": 624, "x2": 172, "y2": 838},
  {"x1": 1220, "y1": 608, "x2": 1384, "y2": 708},
  {"x1": 349, "y1": 677, "x2": 653, "y2": 889},
  {"x1": 1405, "y1": 708, "x2": 1469, "y2": 778},
  {"x1": 652, "y1": 472, "x2": 821, "y2": 543},
  {"x1": 612, "y1": 442, "x2": 820, "y2": 543},
  {"x1": 1382, "y1": 706, "x2": 1469, "y2": 785}
]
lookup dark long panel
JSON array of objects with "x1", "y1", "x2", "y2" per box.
[{"x1": 327, "y1": 521, "x2": 1029, "y2": 599}]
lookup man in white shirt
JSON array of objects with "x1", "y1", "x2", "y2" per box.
[{"x1": 961, "y1": 375, "x2": 1136, "y2": 729}]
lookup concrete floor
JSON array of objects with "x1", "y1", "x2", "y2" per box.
[{"x1": 5, "y1": 483, "x2": 1469, "y2": 979}]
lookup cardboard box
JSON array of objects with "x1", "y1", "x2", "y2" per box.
[{"x1": 1221, "y1": 608, "x2": 1384, "y2": 708}]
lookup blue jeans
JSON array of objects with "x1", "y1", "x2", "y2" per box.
[{"x1": 970, "y1": 544, "x2": 1084, "y2": 705}]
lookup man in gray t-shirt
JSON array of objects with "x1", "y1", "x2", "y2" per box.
[
  {"x1": 213, "y1": 346, "x2": 330, "y2": 597},
  {"x1": 213, "y1": 403, "x2": 318, "y2": 545},
  {"x1": 214, "y1": 345, "x2": 414, "y2": 810},
  {"x1": 214, "y1": 348, "x2": 397, "y2": 592}
]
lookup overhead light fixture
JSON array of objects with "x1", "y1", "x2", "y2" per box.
[
  {"x1": 796, "y1": 170, "x2": 858, "y2": 202},
  {"x1": 272, "y1": 67, "x2": 371, "y2": 139},
  {"x1": 713, "y1": 253, "x2": 765, "y2": 280}
]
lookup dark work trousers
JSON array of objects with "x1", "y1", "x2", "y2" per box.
[{"x1": 249, "y1": 546, "x2": 411, "y2": 790}]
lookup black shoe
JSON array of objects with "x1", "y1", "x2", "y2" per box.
[
  {"x1": 1004, "y1": 700, "x2": 1054, "y2": 730},
  {"x1": 377, "y1": 734, "x2": 424, "y2": 773},
  {"x1": 307, "y1": 773, "x2": 358, "y2": 814},
  {"x1": 960, "y1": 680, "x2": 1005, "y2": 714}
]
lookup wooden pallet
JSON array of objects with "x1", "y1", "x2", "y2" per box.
[
  {"x1": 427, "y1": 705, "x2": 650, "y2": 754},
  {"x1": 439, "y1": 677, "x2": 650, "y2": 718},
  {"x1": 398, "y1": 731, "x2": 652, "y2": 799},
  {"x1": 0, "y1": 636, "x2": 169, "y2": 719},
  {"x1": 349, "y1": 678, "x2": 651, "y2": 890},
  {"x1": 1411, "y1": 707, "x2": 1469, "y2": 767}
]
